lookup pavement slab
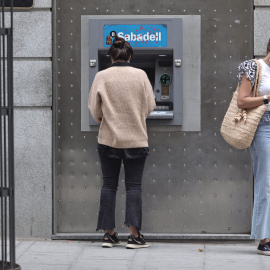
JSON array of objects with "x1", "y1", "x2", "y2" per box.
[{"x1": 8, "y1": 239, "x2": 268, "y2": 270}]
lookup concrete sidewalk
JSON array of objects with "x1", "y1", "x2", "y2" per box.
[{"x1": 12, "y1": 239, "x2": 269, "y2": 270}]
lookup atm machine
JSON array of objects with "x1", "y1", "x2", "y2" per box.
[{"x1": 86, "y1": 17, "x2": 183, "y2": 126}]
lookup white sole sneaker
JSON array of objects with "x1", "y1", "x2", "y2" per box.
[
  {"x1": 257, "y1": 249, "x2": 270, "y2": 256},
  {"x1": 102, "y1": 242, "x2": 122, "y2": 248},
  {"x1": 126, "y1": 243, "x2": 149, "y2": 249}
]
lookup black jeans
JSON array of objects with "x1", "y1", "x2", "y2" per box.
[{"x1": 97, "y1": 147, "x2": 147, "y2": 231}]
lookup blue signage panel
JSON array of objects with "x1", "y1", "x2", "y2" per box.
[{"x1": 104, "y1": 24, "x2": 167, "y2": 48}]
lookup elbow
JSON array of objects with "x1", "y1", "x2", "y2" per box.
[
  {"x1": 96, "y1": 117, "x2": 102, "y2": 123},
  {"x1": 92, "y1": 116, "x2": 101, "y2": 124},
  {"x1": 237, "y1": 99, "x2": 245, "y2": 109},
  {"x1": 237, "y1": 101, "x2": 244, "y2": 109},
  {"x1": 91, "y1": 114, "x2": 101, "y2": 123},
  {"x1": 92, "y1": 112, "x2": 102, "y2": 123}
]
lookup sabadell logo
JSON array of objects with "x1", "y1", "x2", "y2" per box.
[{"x1": 117, "y1": 26, "x2": 162, "y2": 44}]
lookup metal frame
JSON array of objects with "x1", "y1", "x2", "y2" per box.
[
  {"x1": 52, "y1": 0, "x2": 58, "y2": 236},
  {"x1": 53, "y1": 0, "x2": 254, "y2": 239},
  {"x1": 81, "y1": 15, "x2": 201, "y2": 132},
  {"x1": 0, "y1": 0, "x2": 20, "y2": 269}
]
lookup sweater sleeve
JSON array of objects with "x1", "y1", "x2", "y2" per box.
[
  {"x1": 144, "y1": 75, "x2": 156, "y2": 117},
  {"x1": 88, "y1": 74, "x2": 103, "y2": 123}
]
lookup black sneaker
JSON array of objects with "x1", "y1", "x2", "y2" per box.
[
  {"x1": 126, "y1": 233, "x2": 149, "y2": 249},
  {"x1": 257, "y1": 243, "x2": 270, "y2": 255},
  {"x1": 102, "y1": 232, "x2": 122, "y2": 248}
]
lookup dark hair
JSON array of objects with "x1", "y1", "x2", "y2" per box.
[
  {"x1": 268, "y1": 38, "x2": 270, "y2": 54},
  {"x1": 108, "y1": 35, "x2": 133, "y2": 62}
]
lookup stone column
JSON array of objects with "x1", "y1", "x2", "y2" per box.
[
  {"x1": 254, "y1": 0, "x2": 270, "y2": 57},
  {"x1": 14, "y1": 0, "x2": 52, "y2": 238}
]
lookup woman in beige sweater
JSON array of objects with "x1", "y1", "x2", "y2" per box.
[{"x1": 88, "y1": 35, "x2": 156, "y2": 249}]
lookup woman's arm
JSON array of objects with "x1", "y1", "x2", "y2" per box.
[
  {"x1": 144, "y1": 77, "x2": 156, "y2": 116},
  {"x1": 237, "y1": 73, "x2": 270, "y2": 109},
  {"x1": 88, "y1": 75, "x2": 103, "y2": 123}
]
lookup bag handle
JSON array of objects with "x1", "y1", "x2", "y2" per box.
[
  {"x1": 252, "y1": 59, "x2": 262, "y2": 98},
  {"x1": 234, "y1": 59, "x2": 263, "y2": 123}
]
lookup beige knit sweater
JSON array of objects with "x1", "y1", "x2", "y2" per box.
[{"x1": 88, "y1": 65, "x2": 156, "y2": 148}]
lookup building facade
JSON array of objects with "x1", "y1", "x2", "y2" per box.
[{"x1": 13, "y1": 0, "x2": 270, "y2": 239}]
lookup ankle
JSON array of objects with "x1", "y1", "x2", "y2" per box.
[
  {"x1": 105, "y1": 230, "x2": 115, "y2": 236},
  {"x1": 260, "y1": 238, "x2": 269, "y2": 245},
  {"x1": 129, "y1": 225, "x2": 139, "y2": 238}
]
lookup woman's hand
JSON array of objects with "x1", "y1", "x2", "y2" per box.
[{"x1": 237, "y1": 74, "x2": 269, "y2": 109}]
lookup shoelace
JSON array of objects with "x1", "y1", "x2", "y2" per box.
[
  {"x1": 137, "y1": 233, "x2": 146, "y2": 242},
  {"x1": 111, "y1": 232, "x2": 119, "y2": 242}
]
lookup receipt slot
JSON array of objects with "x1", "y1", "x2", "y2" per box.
[{"x1": 84, "y1": 16, "x2": 184, "y2": 126}]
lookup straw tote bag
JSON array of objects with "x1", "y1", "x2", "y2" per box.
[{"x1": 220, "y1": 59, "x2": 266, "y2": 149}]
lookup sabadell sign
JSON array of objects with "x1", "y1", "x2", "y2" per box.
[{"x1": 104, "y1": 24, "x2": 167, "y2": 48}]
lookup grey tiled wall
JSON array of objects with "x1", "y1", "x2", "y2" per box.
[
  {"x1": 254, "y1": 0, "x2": 270, "y2": 6},
  {"x1": 13, "y1": 12, "x2": 51, "y2": 58},
  {"x1": 254, "y1": 3, "x2": 270, "y2": 56},
  {"x1": 14, "y1": 0, "x2": 52, "y2": 238},
  {"x1": 34, "y1": 0, "x2": 52, "y2": 8},
  {"x1": 14, "y1": 61, "x2": 52, "y2": 106}
]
